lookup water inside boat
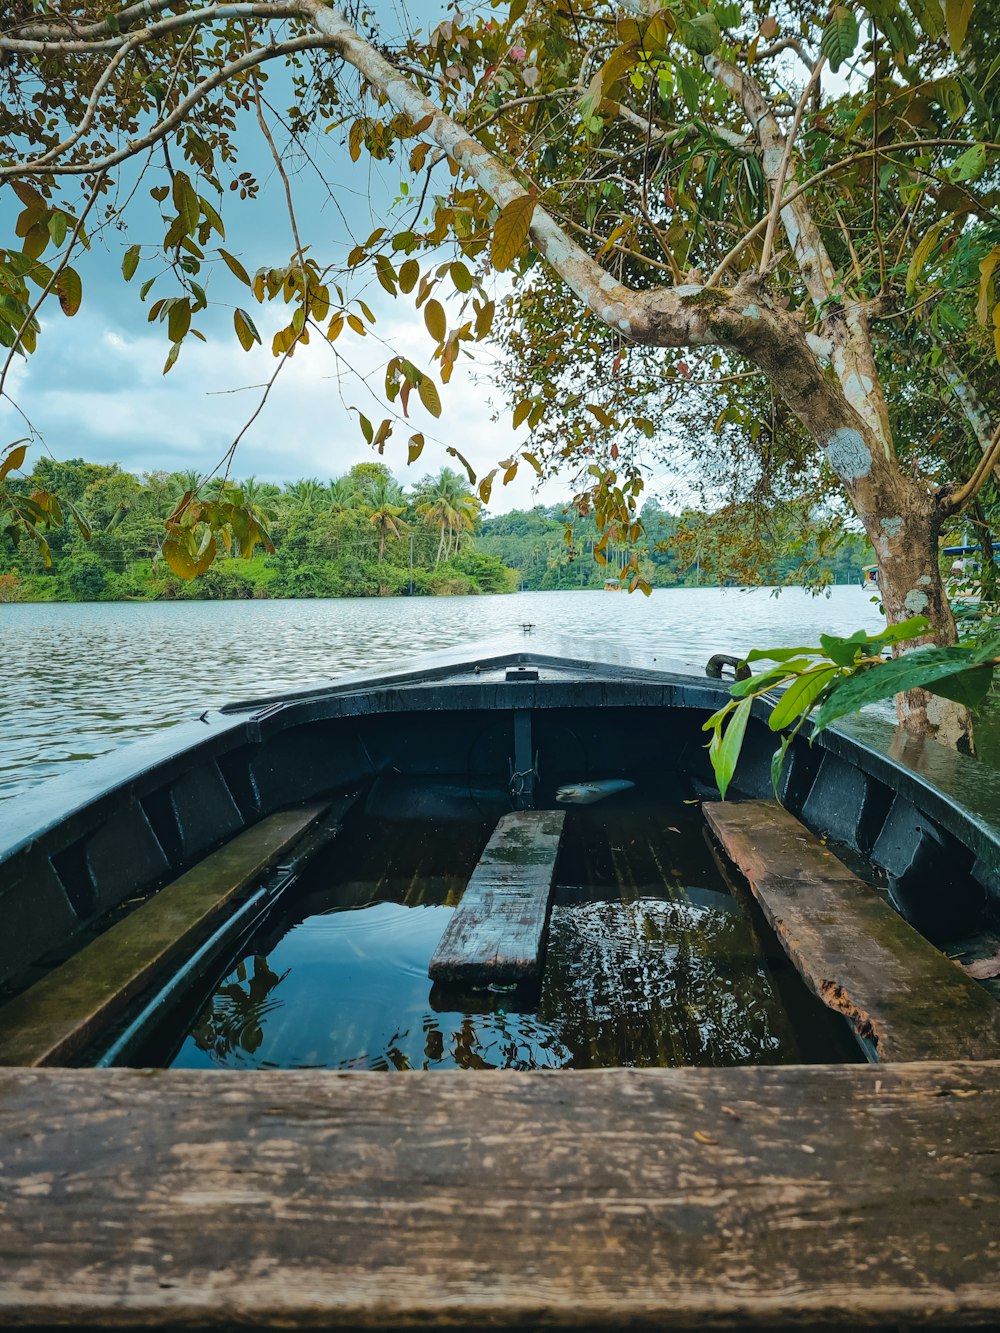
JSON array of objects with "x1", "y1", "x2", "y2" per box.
[{"x1": 141, "y1": 779, "x2": 859, "y2": 1070}]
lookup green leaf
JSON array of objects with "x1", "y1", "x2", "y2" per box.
[
  {"x1": 949, "y1": 142, "x2": 987, "y2": 182},
  {"x1": 770, "y1": 735, "x2": 792, "y2": 797},
  {"x1": 744, "y1": 644, "x2": 820, "y2": 663},
  {"x1": 818, "y1": 629, "x2": 870, "y2": 667},
  {"x1": 122, "y1": 245, "x2": 141, "y2": 282},
  {"x1": 866, "y1": 615, "x2": 931, "y2": 645},
  {"x1": 710, "y1": 695, "x2": 752, "y2": 801},
  {"x1": 680, "y1": 12, "x2": 721, "y2": 53},
  {"x1": 172, "y1": 171, "x2": 200, "y2": 235},
  {"x1": 47, "y1": 211, "x2": 68, "y2": 249},
  {"x1": 812, "y1": 639, "x2": 1000, "y2": 732},
  {"x1": 820, "y1": 6, "x2": 860, "y2": 71},
  {"x1": 944, "y1": 0, "x2": 973, "y2": 50},
  {"x1": 768, "y1": 665, "x2": 840, "y2": 731},
  {"x1": 729, "y1": 660, "x2": 813, "y2": 696}
]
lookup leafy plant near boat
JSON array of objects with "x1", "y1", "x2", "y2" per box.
[{"x1": 705, "y1": 618, "x2": 1000, "y2": 799}]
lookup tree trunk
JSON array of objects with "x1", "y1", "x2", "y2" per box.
[{"x1": 849, "y1": 474, "x2": 973, "y2": 752}]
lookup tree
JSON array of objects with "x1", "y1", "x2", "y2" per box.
[
  {"x1": 2, "y1": 0, "x2": 999, "y2": 747},
  {"x1": 415, "y1": 469, "x2": 480, "y2": 563},
  {"x1": 361, "y1": 476, "x2": 408, "y2": 564}
]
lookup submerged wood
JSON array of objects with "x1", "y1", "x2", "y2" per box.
[
  {"x1": 704, "y1": 799, "x2": 1000, "y2": 1062},
  {"x1": 429, "y1": 809, "x2": 565, "y2": 984},
  {"x1": 1, "y1": 1062, "x2": 1000, "y2": 1327},
  {"x1": 0, "y1": 803, "x2": 329, "y2": 1067}
]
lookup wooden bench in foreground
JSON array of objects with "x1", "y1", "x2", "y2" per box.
[
  {"x1": 0, "y1": 801, "x2": 331, "y2": 1067},
  {"x1": 429, "y1": 809, "x2": 565, "y2": 985},
  {"x1": 704, "y1": 799, "x2": 1000, "y2": 1062},
  {"x1": 1, "y1": 1061, "x2": 1000, "y2": 1328}
]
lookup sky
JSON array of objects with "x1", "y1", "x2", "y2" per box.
[{"x1": 0, "y1": 15, "x2": 583, "y2": 511}]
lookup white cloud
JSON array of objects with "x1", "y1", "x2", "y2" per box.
[{"x1": 0, "y1": 290, "x2": 571, "y2": 511}]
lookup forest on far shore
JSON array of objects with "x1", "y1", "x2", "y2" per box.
[{"x1": 0, "y1": 455, "x2": 873, "y2": 602}]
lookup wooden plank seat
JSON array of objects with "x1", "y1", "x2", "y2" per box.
[
  {"x1": 0, "y1": 802, "x2": 332, "y2": 1067},
  {"x1": 2, "y1": 1061, "x2": 1000, "y2": 1328},
  {"x1": 704, "y1": 799, "x2": 1000, "y2": 1062},
  {"x1": 429, "y1": 809, "x2": 565, "y2": 985}
]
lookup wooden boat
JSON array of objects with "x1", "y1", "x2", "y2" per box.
[{"x1": 2, "y1": 636, "x2": 1000, "y2": 1329}]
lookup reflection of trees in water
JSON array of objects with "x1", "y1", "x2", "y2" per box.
[
  {"x1": 352, "y1": 1011, "x2": 571, "y2": 1072},
  {"x1": 539, "y1": 899, "x2": 796, "y2": 1068},
  {"x1": 191, "y1": 954, "x2": 288, "y2": 1063}
]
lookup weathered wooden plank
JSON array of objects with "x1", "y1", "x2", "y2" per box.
[
  {"x1": 704, "y1": 799, "x2": 1000, "y2": 1062},
  {"x1": 0, "y1": 803, "x2": 330, "y2": 1068},
  {"x1": 429, "y1": 809, "x2": 565, "y2": 984},
  {"x1": 1, "y1": 1062, "x2": 1000, "y2": 1328}
]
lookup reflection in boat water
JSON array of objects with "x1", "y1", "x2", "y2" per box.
[{"x1": 170, "y1": 788, "x2": 858, "y2": 1072}]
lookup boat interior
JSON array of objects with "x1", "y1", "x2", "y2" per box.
[{"x1": 2, "y1": 642, "x2": 1000, "y2": 1329}]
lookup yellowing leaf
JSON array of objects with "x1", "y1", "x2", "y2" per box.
[
  {"x1": 475, "y1": 299, "x2": 495, "y2": 339},
  {"x1": 56, "y1": 266, "x2": 82, "y2": 316},
  {"x1": 478, "y1": 468, "x2": 497, "y2": 503},
  {"x1": 513, "y1": 399, "x2": 533, "y2": 428},
  {"x1": 168, "y1": 297, "x2": 191, "y2": 343},
  {"x1": 418, "y1": 374, "x2": 442, "y2": 417},
  {"x1": 424, "y1": 298, "x2": 446, "y2": 342},
  {"x1": 399, "y1": 259, "x2": 420, "y2": 293},
  {"x1": 218, "y1": 248, "x2": 251, "y2": 286},
  {"x1": 0, "y1": 443, "x2": 28, "y2": 482},
  {"x1": 450, "y1": 261, "x2": 474, "y2": 292},
  {"x1": 162, "y1": 534, "x2": 217, "y2": 580},
  {"x1": 491, "y1": 194, "x2": 536, "y2": 272},
  {"x1": 408, "y1": 432, "x2": 425, "y2": 464},
  {"x1": 977, "y1": 247, "x2": 1000, "y2": 325},
  {"x1": 944, "y1": 0, "x2": 973, "y2": 50},
  {"x1": 906, "y1": 215, "x2": 952, "y2": 294},
  {"x1": 233, "y1": 307, "x2": 260, "y2": 351},
  {"x1": 122, "y1": 245, "x2": 140, "y2": 281},
  {"x1": 586, "y1": 403, "x2": 613, "y2": 427}
]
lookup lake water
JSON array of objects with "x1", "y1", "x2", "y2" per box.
[{"x1": 0, "y1": 585, "x2": 888, "y2": 803}]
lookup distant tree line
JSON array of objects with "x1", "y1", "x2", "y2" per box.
[{"x1": 0, "y1": 455, "x2": 873, "y2": 602}]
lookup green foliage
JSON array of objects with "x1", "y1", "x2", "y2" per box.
[
  {"x1": 704, "y1": 618, "x2": 1000, "y2": 797},
  {"x1": 0, "y1": 452, "x2": 520, "y2": 601}
]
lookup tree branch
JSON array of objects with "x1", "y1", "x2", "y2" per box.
[
  {"x1": 758, "y1": 53, "x2": 825, "y2": 274},
  {"x1": 944, "y1": 421, "x2": 1000, "y2": 515},
  {"x1": 300, "y1": 1, "x2": 707, "y2": 347},
  {"x1": 0, "y1": 3, "x2": 295, "y2": 53},
  {"x1": 1, "y1": 32, "x2": 337, "y2": 177},
  {"x1": 707, "y1": 54, "x2": 837, "y2": 308}
]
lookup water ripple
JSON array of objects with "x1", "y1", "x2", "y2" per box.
[{"x1": 0, "y1": 587, "x2": 883, "y2": 801}]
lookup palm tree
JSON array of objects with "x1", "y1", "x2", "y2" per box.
[
  {"x1": 415, "y1": 468, "x2": 478, "y2": 563},
  {"x1": 283, "y1": 477, "x2": 325, "y2": 516},
  {"x1": 362, "y1": 477, "x2": 408, "y2": 564},
  {"x1": 328, "y1": 476, "x2": 360, "y2": 513}
]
